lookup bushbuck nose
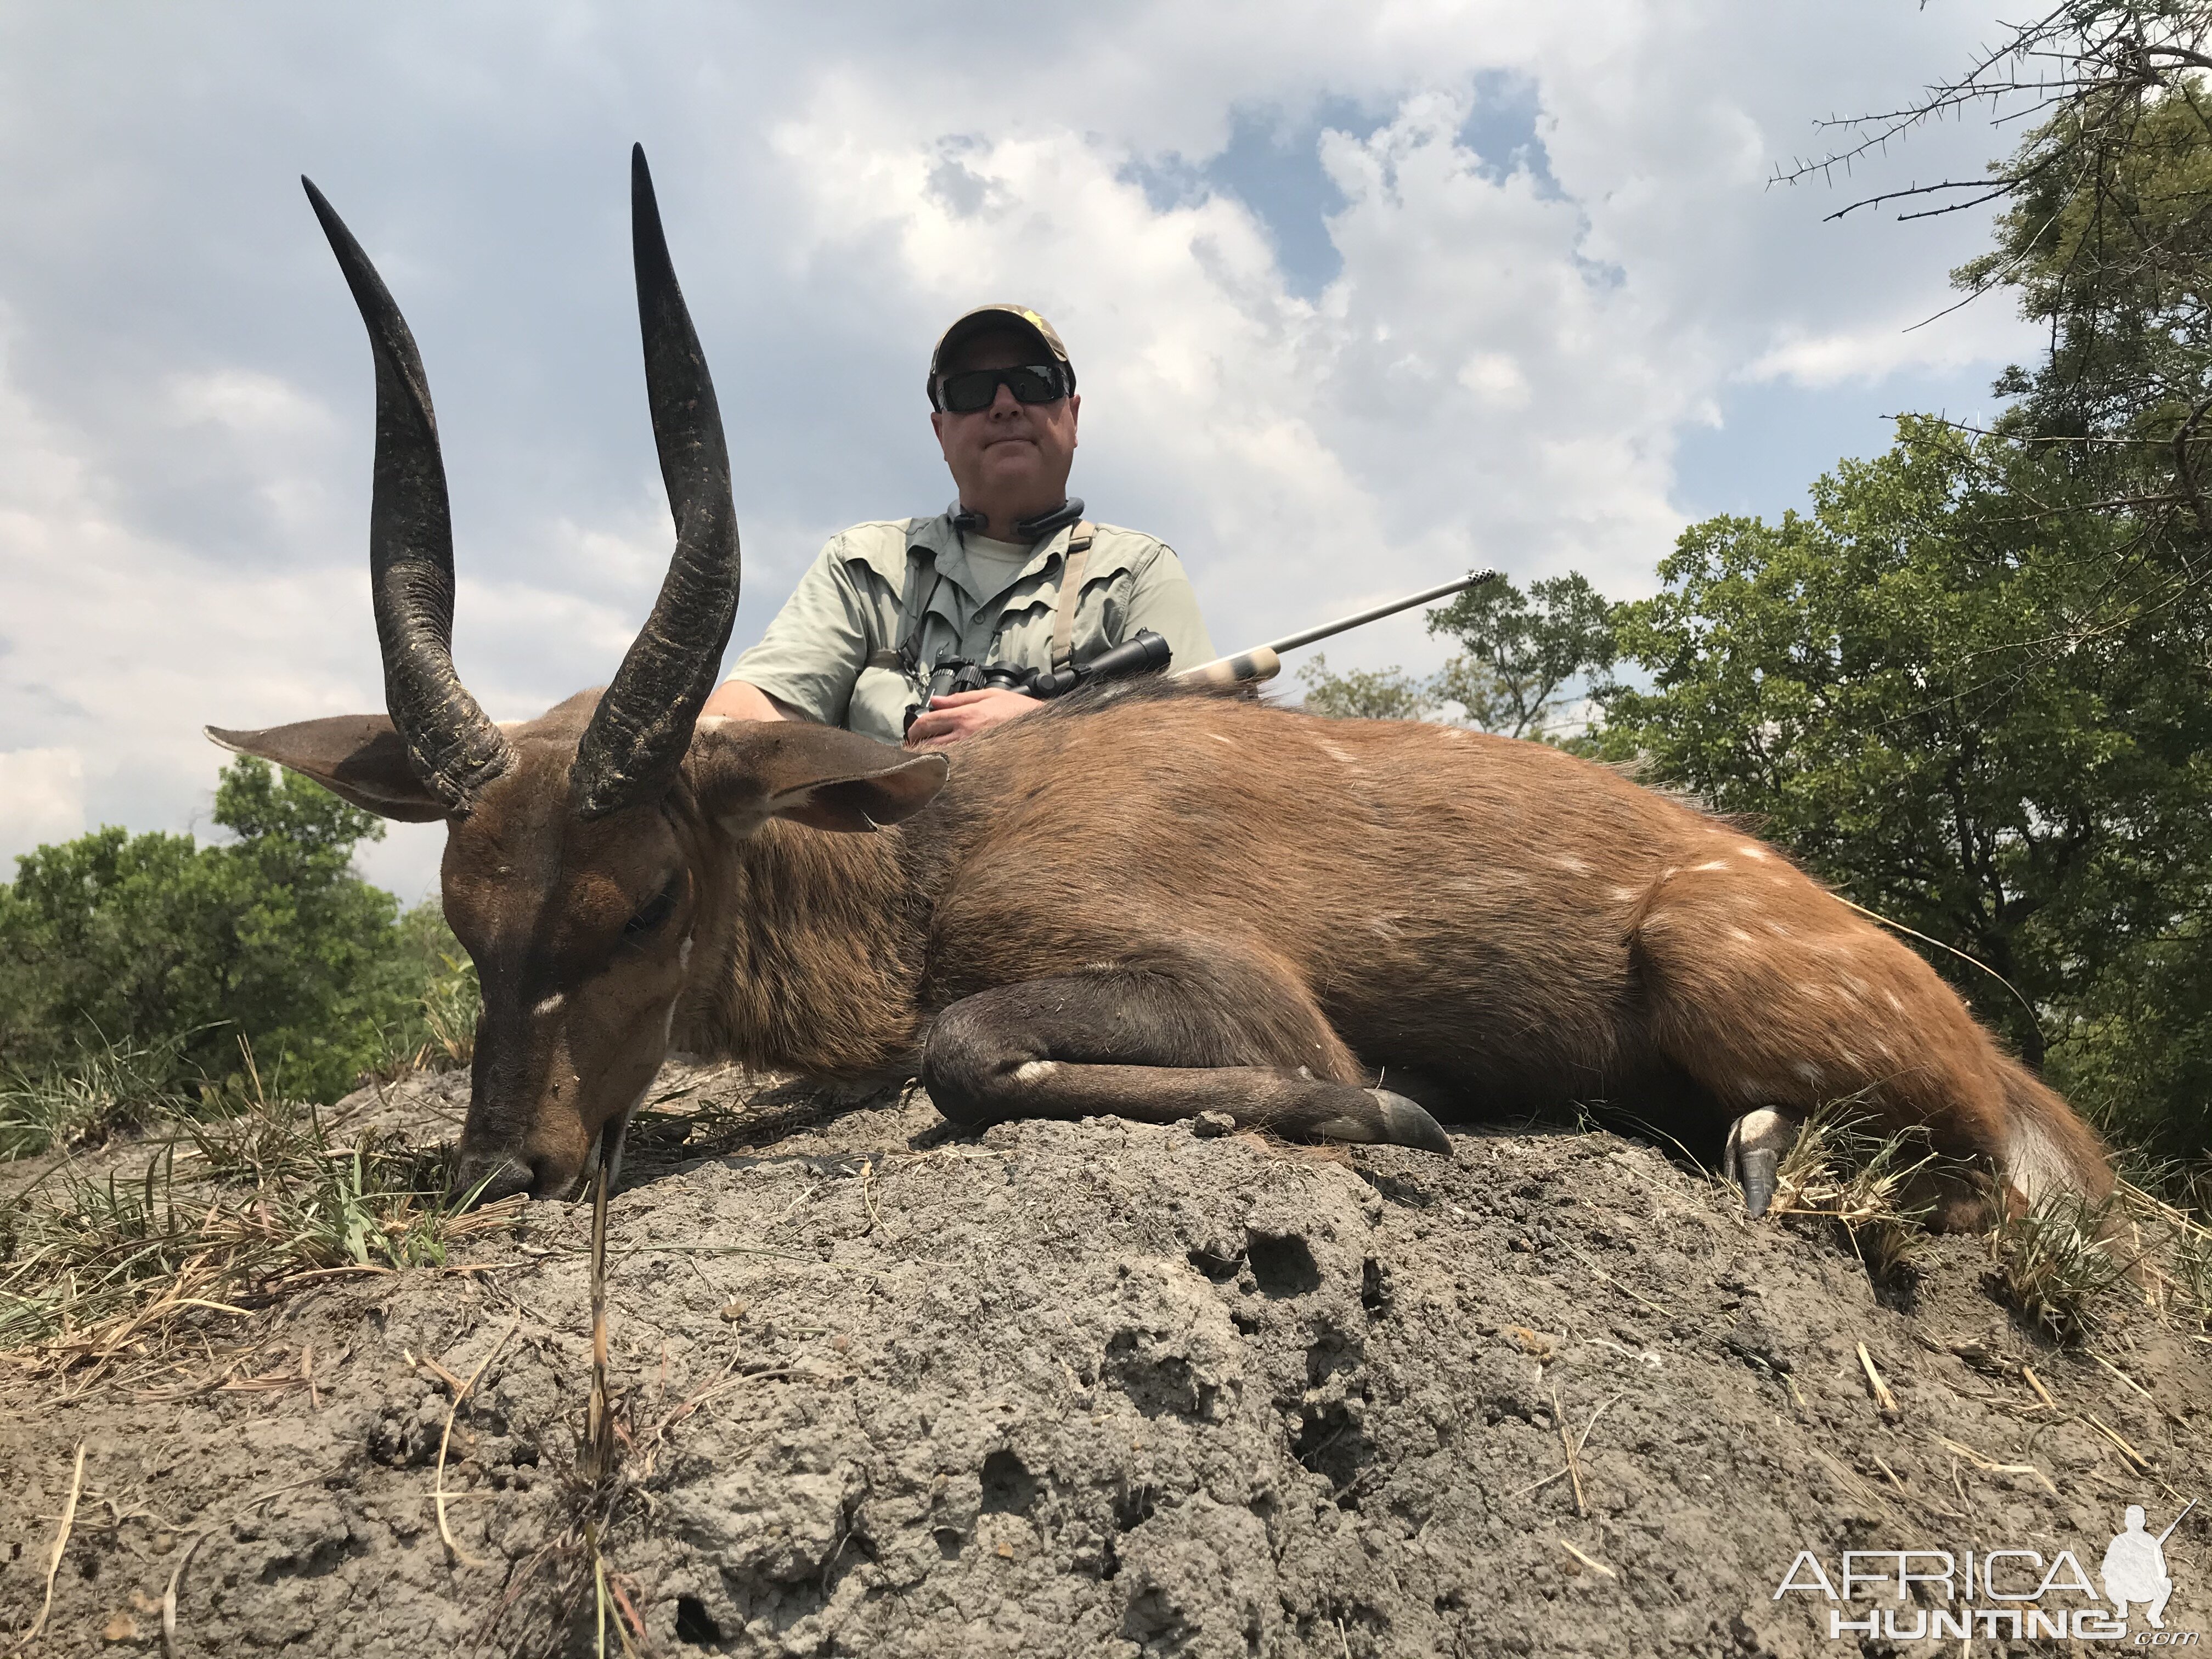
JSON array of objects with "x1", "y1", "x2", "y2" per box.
[{"x1": 449, "y1": 1148, "x2": 537, "y2": 1208}]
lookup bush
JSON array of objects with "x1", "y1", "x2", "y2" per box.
[{"x1": 0, "y1": 758, "x2": 459, "y2": 1115}]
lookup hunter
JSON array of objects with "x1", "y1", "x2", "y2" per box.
[{"x1": 703, "y1": 304, "x2": 1214, "y2": 747}]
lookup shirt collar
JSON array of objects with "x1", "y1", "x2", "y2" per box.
[{"x1": 913, "y1": 509, "x2": 1074, "y2": 603}]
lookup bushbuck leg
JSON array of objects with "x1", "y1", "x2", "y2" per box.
[
  {"x1": 1632, "y1": 855, "x2": 2108, "y2": 1223},
  {"x1": 921, "y1": 943, "x2": 1452, "y2": 1154},
  {"x1": 1723, "y1": 1108, "x2": 1796, "y2": 1220}
]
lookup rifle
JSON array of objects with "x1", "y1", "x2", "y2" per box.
[
  {"x1": 1022, "y1": 568, "x2": 1503, "y2": 701},
  {"x1": 1175, "y1": 569, "x2": 1502, "y2": 689},
  {"x1": 909, "y1": 569, "x2": 1504, "y2": 726},
  {"x1": 2156, "y1": 1497, "x2": 2197, "y2": 1547}
]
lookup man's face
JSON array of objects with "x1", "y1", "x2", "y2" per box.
[{"x1": 930, "y1": 329, "x2": 1079, "y2": 515}]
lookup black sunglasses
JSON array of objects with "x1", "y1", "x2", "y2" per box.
[{"x1": 935, "y1": 363, "x2": 1068, "y2": 414}]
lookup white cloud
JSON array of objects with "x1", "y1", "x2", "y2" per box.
[{"x1": 0, "y1": 749, "x2": 85, "y2": 853}]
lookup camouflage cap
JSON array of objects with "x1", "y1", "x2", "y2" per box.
[{"x1": 927, "y1": 304, "x2": 1075, "y2": 406}]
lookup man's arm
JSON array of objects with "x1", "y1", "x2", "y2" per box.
[
  {"x1": 702, "y1": 679, "x2": 804, "y2": 723},
  {"x1": 1121, "y1": 544, "x2": 1215, "y2": 668},
  {"x1": 707, "y1": 539, "x2": 875, "y2": 727}
]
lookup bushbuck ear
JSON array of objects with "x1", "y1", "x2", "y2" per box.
[
  {"x1": 205, "y1": 716, "x2": 449, "y2": 822},
  {"x1": 687, "y1": 718, "x2": 949, "y2": 834}
]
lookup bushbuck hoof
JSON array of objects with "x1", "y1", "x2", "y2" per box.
[
  {"x1": 1310, "y1": 1088, "x2": 1454, "y2": 1158},
  {"x1": 1724, "y1": 1108, "x2": 1796, "y2": 1220}
]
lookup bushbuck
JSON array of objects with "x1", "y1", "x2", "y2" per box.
[{"x1": 211, "y1": 148, "x2": 2113, "y2": 1227}]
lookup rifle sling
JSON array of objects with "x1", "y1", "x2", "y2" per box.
[{"x1": 1050, "y1": 522, "x2": 1096, "y2": 671}]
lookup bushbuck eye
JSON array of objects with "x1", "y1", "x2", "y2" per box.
[{"x1": 624, "y1": 887, "x2": 676, "y2": 941}]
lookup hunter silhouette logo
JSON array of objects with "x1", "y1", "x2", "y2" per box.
[
  {"x1": 2104, "y1": 1500, "x2": 2192, "y2": 1630},
  {"x1": 1772, "y1": 1497, "x2": 2200, "y2": 1642}
]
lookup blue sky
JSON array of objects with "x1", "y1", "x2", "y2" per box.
[{"x1": 0, "y1": 3, "x2": 2040, "y2": 899}]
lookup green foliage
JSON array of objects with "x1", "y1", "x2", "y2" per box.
[
  {"x1": 1294, "y1": 653, "x2": 1435, "y2": 721},
  {"x1": 1296, "y1": 574, "x2": 1621, "y2": 743},
  {"x1": 1425, "y1": 573, "x2": 1620, "y2": 741},
  {"x1": 0, "y1": 758, "x2": 459, "y2": 1116}
]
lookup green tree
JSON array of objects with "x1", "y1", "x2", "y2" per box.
[
  {"x1": 1768, "y1": 11, "x2": 2212, "y2": 1167},
  {"x1": 1294, "y1": 653, "x2": 1435, "y2": 721},
  {"x1": 0, "y1": 758, "x2": 429, "y2": 1102},
  {"x1": 1424, "y1": 573, "x2": 1619, "y2": 741},
  {"x1": 1296, "y1": 574, "x2": 1621, "y2": 743}
]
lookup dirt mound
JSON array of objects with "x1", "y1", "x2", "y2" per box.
[{"x1": 3, "y1": 1063, "x2": 2206, "y2": 1656}]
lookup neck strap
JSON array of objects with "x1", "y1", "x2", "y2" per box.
[{"x1": 947, "y1": 495, "x2": 1085, "y2": 543}]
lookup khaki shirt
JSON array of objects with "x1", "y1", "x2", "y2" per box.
[{"x1": 727, "y1": 511, "x2": 1215, "y2": 745}]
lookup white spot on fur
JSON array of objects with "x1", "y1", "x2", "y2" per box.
[
  {"x1": 1553, "y1": 855, "x2": 1592, "y2": 876},
  {"x1": 1318, "y1": 740, "x2": 1356, "y2": 764},
  {"x1": 1729, "y1": 1108, "x2": 1793, "y2": 1156},
  {"x1": 1738, "y1": 845, "x2": 1768, "y2": 861},
  {"x1": 1370, "y1": 917, "x2": 1402, "y2": 939},
  {"x1": 1764, "y1": 920, "x2": 1791, "y2": 938},
  {"x1": 1609, "y1": 885, "x2": 1640, "y2": 904},
  {"x1": 1884, "y1": 991, "x2": 1904, "y2": 1012},
  {"x1": 1795, "y1": 1062, "x2": 1822, "y2": 1086},
  {"x1": 1209, "y1": 733, "x2": 1233, "y2": 746},
  {"x1": 1692, "y1": 859, "x2": 1732, "y2": 873},
  {"x1": 533, "y1": 993, "x2": 565, "y2": 1017},
  {"x1": 1014, "y1": 1060, "x2": 1057, "y2": 1084},
  {"x1": 1728, "y1": 927, "x2": 1754, "y2": 943}
]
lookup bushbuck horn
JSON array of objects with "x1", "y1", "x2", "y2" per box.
[
  {"x1": 301, "y1": 177, "x2": 513, "y2": 813},
  {"x1": 570, "y1": 144, "x2": 741, "y2": 818}
]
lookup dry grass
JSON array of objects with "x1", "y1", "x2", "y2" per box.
[
  {"x1": 1985, "y1": 1189, "x2": 2134, "y2": 1344},
  {"x1": 0, "y1": 1046, "x2": 519, "y2": 1384},
  {"x1": 1768, "y1": 1099, "x2": 1939, "y2": 1286},
  {"x1": 2106, "y1": 1176, "x2": 2212, "y2": 1333},
  {"x1": 473, "y1": 1121, "x2": 652, "y2": 1659},
  {"x1": 1763, "y1": 1101, "x2": 2206, "y2": 1344}
]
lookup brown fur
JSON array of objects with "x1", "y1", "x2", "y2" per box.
[
  {"x1": 219, "y1": 678, "x2": 2115, "y2": 1216},
  {"x1": 699, "y1": 682, "x2": 2111, "y2": 1220}
]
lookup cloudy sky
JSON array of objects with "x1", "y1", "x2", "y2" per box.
[{"x1": 0, "y1": 3, "x2": 2040, "y2": 899}]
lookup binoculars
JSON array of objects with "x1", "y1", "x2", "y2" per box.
[
  {"x1": 927, "y1": 659, "x2": 1034, "y2": 701},
  {"x1": 901, "y1": 629, "x2": 1173, "y2": 736}
]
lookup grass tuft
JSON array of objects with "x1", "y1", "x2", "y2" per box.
[
  {"x1": 1986, "y1": 1189, "x2": 2133, "y2": 1344},
  {"x1": 361, "y1": 946, "x2": 482, "y2": 1087},
  {"x1": 0, "y1": 1044, "x2": 516, "y2": 1379},
  {"x1": 0, "y1": 1033, "x2": 198, "y2": 1160},
  {"x1": 1769, "y1": 1099, "x2": 1938, "y2": 1286}
]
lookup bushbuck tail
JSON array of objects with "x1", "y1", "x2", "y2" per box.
[{"x1": 212, "y1": 148, "x2": 2113, "y2": 1228}]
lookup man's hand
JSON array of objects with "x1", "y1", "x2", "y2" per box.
[{"x1": 904, "y1": 687, "x2": 1040, "y2": 747}]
